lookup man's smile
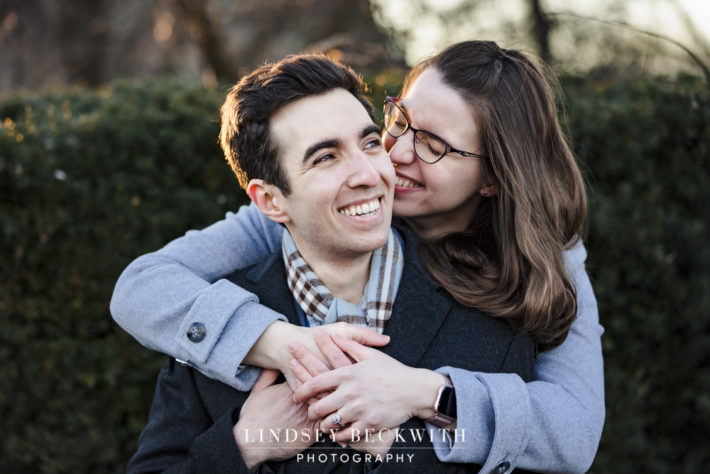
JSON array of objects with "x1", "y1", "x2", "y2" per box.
[{"x1": 338, "y1": 197, "x2": 382, "y2": 217}]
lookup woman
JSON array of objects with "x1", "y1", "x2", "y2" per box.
[{"x1": 111, "y1": 41, "x2": 604, "y2": 472}]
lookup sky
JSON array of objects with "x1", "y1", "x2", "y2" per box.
[{"x1": 372, "y1": 0, "x2": 710, "y2": 74}]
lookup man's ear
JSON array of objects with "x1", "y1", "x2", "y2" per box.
[{"x1": 247, "y1": 179, "x2": 290, "y2": 223}]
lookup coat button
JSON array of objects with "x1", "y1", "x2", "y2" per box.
[
  {"x1": 491, "y1": 462, "x2": 510, "y2": 474},
  {"x1": 186, "y1": 323, "x2": 206, "y2": 342}
]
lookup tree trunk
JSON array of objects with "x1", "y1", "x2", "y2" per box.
[{"x1": 529, "y1": 0, "x2": 553, "y2": 64}]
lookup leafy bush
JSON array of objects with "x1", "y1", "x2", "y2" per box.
[
  {"x1": 1, "y1": 75, "x2": 708, "y2": 473},
  {"x1": 564, "y1": 75, "x2": 710, "y2": 473},
  {"x1": 0, "y1": 80, "x2": 245, "y2": 473}
]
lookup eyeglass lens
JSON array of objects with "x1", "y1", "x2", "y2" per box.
[
  {"x1": 384, "y1": 102, "x2": 407, "y2": 137},
  {"x1": 384, "y1": 101, "x2": 446, "y2": 163}
]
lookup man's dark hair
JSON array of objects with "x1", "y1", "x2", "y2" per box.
[{"x1": 219, "y1": 54, "x2": 373, "y2": 195}]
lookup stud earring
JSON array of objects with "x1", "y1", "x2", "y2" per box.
[{"x1": 482, "y1": 191, "x2": 488, "y2": 197}]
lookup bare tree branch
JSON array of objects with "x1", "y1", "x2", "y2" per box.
[
  {"x1": 549, "y1": 11, "x2": 710, "y2": 86},
  {"x1": 529, "y1": 0, "x2": 552, "y2": 64},
  {"x1": 668, "y1": 0, "x2": 710, "y2": 61}
]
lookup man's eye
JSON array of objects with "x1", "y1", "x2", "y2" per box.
[
  {"x1": 365, "y1": 137, "x2": 382, "y2": 149},
  {"x1": 314, "y1": 153, "x2": 335, "y2": 164}
]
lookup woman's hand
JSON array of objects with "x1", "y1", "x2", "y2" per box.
[
  {"x1": 245, "y1": 321, "x2": 390, "y2": 389},
  {"x1": 287, "y1": 330, "x2": 397, "y2": 456},
  {"x1": 291, "y1": 334, "x2": 447, "y2": 444}
]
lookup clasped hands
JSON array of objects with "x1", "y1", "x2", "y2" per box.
[{"x1": 234, "y1": 323, "x2": 446, "y2": 468}]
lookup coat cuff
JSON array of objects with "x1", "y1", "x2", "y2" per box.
[
  {"x1": 175, "y1": 281, "x2": 287, "y2": 388},
  {"x1": 432, "y1": 367, "x2": 530, "y2": 474}
]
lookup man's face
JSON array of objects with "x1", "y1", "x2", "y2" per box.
[{"x1": 269, "y1": 88, "x2": 394, "y2": 262}]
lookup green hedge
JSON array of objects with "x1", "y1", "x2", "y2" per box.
[
  {"x1": 1, "y1": 74, "x2": 708, "y2": 473},
  {"x1": 564, "y1": 75, "x2": 710, "y2": 472}
]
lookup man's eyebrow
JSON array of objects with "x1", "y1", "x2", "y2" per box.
[
  {"x1": 303, "y1": 139, "x2": 340, "y2": 164},
  {"x1": 361, "y1": 124, "x2": 381, "y2": 139},
  {"x1": 302, "y1": 124, "x2": 381, "y2": 164}
]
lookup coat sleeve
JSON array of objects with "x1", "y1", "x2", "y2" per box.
[
  {"x1": 110, "y1": 203, "x2": 287, "y2": 390},
  {"x1": 430, "y1": 241, "x2": 605, "y2": 474},
  {"x1": 367, "y1": 419, "x2": 476, "y2": 473},
  {"x1": 126, "y1": 359, "x2": 253, "y2": 474}
]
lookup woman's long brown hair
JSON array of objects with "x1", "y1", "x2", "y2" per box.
[{"x1": 409, "y1": 41, "x2": 587, "y2": 351}]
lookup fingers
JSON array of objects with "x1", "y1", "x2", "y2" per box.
[
  {"x1": 288, "y1": 341, "x2": 330, "y2": 376},
  {"x1": 332, "y1": 421, "x2": 370, "y2": 443},
  {"x1": 292, "y1": 370, "x2": 340, "y2": 403},
  {"x1": 313, "y1": 329, "x2": 354, "y2": 368},
  {"x1": 282, "y1": 369, "x2": 301, "y2": 392},
  {"x1": 320, "y1": 409, "x2": 352, "y2": 433},
  {"x1": 339, "y1": 325, "x2": 390, "y2": 347},
  {"x1": 331, "y1": 334, "x2": 376, "y2": 363},
  {"x1": 252, "y1": 368, "x2": 280, "y2": 392},
  {"x1": 289, "y1": 358, "x2": 322, "y2": 405},
  {"x1": 289, "y1": 358, "x2": 313, "y2": 384},
  {"x1": 308, "y1": 393, "x2": 350, "y2": 425}
]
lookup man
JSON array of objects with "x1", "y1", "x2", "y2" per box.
[{"x1": 127, "y1": 54, "x2": 534, "y2": 473}]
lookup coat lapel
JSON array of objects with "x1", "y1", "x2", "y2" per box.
[{"x1": 380, "y1": 228, "x2": 453, "y2": 368}]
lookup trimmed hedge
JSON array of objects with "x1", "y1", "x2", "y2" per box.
[
  {"x1": 564, "y1": 75, "x2": 710, "y2": 472},
  {"x1": 0, "y1": 81, "x2": 243, "y2": 473},
  {"x1": 1, "y1": 74, "x2": 708, "y2": 473}
]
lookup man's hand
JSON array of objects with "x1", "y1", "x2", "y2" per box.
[{"x1": 233, "y1": 369, "x2": 318, "y2": 470}]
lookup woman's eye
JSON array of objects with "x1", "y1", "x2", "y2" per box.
[{"x1": 427, "y1": 142, "x2": 443, "y2": 155}]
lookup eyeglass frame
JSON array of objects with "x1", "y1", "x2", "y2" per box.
[{"x1": 383, "y1": 96, "x2": 486, "y2": 164}]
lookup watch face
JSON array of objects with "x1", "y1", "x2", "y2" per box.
[
  {"x1": 438, "y1": 386, "x2": 456, "y2": 418},
  {"x1": 428, "y1": 385, "x2": 456, "y2": 428}
]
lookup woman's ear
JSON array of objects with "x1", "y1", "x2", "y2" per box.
[
  {"x1": 480, "y1": 183, "x2": 499, "y2": 197},
  {"x1": 247, "y1": 179, "x2": 290, "y2": 223}
]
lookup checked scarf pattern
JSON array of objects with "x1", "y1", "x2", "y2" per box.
[{"x1": 282, "y1": 229, "x2": 403, "y2": 334}]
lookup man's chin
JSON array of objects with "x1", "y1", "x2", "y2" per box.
[{"x1": 356, "y1": 229, "x2": 391, "y2": 252}]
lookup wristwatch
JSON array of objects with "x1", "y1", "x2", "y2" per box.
[{"x1": 427, "y1": 384, "x2": 456, "y2": 428}]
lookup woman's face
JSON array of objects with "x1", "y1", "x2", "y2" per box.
[{"x1": 388, "y1": 68, "x2": 491, "y2": 239}]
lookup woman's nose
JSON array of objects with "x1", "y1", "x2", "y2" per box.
[
  {"x1": 382, "y1": 130, "x2": 397, "y2": 153},
  {"x1": 388, "y1": 130, "x2": 416, "y2": 166}
]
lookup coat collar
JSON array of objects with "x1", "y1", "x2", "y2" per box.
[
  {"x1": 244, "y1": 252, "x2": 301, "y2": 327},
  {"x1": 243, "y1": 226, "x2": 453, "y2": 367}
]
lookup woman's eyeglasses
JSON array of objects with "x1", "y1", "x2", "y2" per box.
[{"x1": 383, "y1": 96, "x2": 485, "y2": 164}]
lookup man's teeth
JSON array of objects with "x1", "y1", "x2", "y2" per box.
[
  {"x1": 396, "y1": 176, "x2": 421, "y2": 188},
  {"x1": 339, "y1": 198, "x2": 380, "y2": 217}
]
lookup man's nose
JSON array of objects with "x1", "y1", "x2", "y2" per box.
[{"x1": 347, "y1": 151, "x2": 382, "y2": 188}]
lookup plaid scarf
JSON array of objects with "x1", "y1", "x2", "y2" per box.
[{"x1": 282, "y1": 229, "x2": 403, "y2": 334}]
